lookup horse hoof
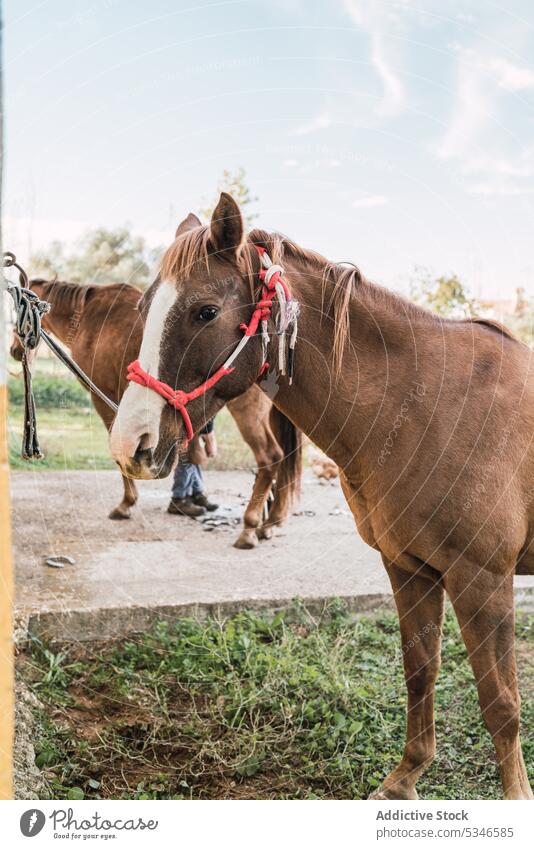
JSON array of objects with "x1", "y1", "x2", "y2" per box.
[
  {"x1": 368, "y1": 788, "x2": 389, "y2": 800},
  {"x1": 108, "y1": 507, "x2": 131, "y2": 520},
  {"x1": 368, "y1": 786, "x2": 418, "y2": 801},
  {"x1": 256, "y1": 526, "x2": 273, "y2": 541},
  {"x1": 233, "y1": 532, "x2": 258, "y2": 550}
]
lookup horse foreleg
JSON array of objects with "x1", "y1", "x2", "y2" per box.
[
  {"x1": 234, "y1": 467, "x2": 275, "y2": 549},
  {"x1": 371, "y1": 559, "x2": 445, "y2": 800},
  {"x1": 89, "y1": 394, "x2": 137, "y2": 520},
  {"x1": 445, "y1": 568, "x2": 533, "y2": 800},
  {"x1": 109, "y1": 474, "x2": 139, "y2": 520}
]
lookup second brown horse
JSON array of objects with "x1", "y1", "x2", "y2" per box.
[{"x1": 10, "y1": 278, "x2": 301, "y2": 549}]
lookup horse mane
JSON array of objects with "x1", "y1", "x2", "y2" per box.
[
  {"x1": 160, "y1": 225, "x2": 213, "y2": 283},
  {"x1": 30, "y1": 278, "x2": 97, "y2": 314},
  {"x1": 248, "y1": 229, "x2": 439, "y2": 375},
  {"x1": 30, "y1": 278, "x2": 143, "y2": 316},
  {"x1": 158, "y1": 225, "x2": 522, "y2": 375}
]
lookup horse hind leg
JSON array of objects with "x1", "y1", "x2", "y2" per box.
[
  {"x1": 109, "y1": 475, "x2": 138, "y2": 520},
  {"x1": 370, "y1": 559, "x2": 445, "y2": 800},
  {"x1": 234, "y1": 466, "x2": 276, "y2": 549},
  {"x1": 445, "y1": 567, "x2": 533, "y2": 799}
]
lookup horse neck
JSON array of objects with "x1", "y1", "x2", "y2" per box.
[
  {"x1": 31, "y1": 280, "x2": 86, "y2": 346},
  {"x1": 267, "y1": 254, "x2": 419, "y2": 473}
]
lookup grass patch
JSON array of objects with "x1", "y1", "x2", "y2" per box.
[
  {"x1": 19, "y1": 604, "x2": 534, "y2": 800},
  {"x1": 8, "y1": 408, "x2": 115, "y2": 471}
]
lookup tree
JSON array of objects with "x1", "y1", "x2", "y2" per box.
[
  {"x1": 199, "y1": 167, "x2": 258, "y2": 228},
  {"x1": 410, "y1": 266, "x2": 477, "y2": 318},
  {"x1": 506, "y1": 287, "x2": 534, "y2": 346},
  {"x1": 29, "y1": 226, "x2": 158, "y2": 287}
]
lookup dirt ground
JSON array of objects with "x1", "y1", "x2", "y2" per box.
[{"x1": 12, "y1": 468, "x2": 397, "y2": 642}]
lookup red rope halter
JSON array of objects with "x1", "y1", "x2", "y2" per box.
[
  {"x1": 126, "y1": 361, "x2": 235, "y2": 442},
  {"x1": 126, "y1": 245, "x2": 293, "y2": 442}
]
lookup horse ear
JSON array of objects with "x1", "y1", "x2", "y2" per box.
[
  {"x1": 175, "y1": 212, "x2": 201, "y2": 238},
  {"x1": 209, "y1": 192, "x2": 244, "y2": 257}
]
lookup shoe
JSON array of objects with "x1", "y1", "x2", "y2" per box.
[
  {"x1": 167, "y1": 497, "x2": 206, "y2": 517},
  {"x1": 193, "y1": 493, "x2": 219, "y2": 512}
]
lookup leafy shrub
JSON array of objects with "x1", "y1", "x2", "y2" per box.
[{"x1": 8, "y1": 375, "x2": 90, "y2": 409}]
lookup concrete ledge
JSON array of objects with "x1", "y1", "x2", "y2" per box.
[
  {"x1": 24, "y1": 592, "x2": 396, "y2": 644},
  {"x1": 21, "y1": 582, "x2": 534, "y2": 644}
]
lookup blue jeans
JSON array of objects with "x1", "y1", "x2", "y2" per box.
[{"x1": 172, "y1": 462, "x2": 204, "y2": 499}]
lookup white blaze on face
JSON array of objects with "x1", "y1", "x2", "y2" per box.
[{"x1": 110, "y1": 281, "x2": 177, "y2": 467}]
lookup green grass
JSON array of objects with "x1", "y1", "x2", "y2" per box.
[
  {"x1": 8, "y1": 408, "x2": 115, "y2": 471},
  {"x1": 20, "y1": 604, "x2": 534, "y2": 800}
]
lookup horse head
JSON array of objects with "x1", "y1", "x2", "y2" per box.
[{"x1": 110, "y1": 193, "x2": 265, "y2": 479}]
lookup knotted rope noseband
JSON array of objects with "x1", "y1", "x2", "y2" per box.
[{"x1": 126, "y1": 245, "x2": 298, "y2": 442}]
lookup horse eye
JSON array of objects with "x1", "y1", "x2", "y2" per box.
[{"x1": 197, "y1": 305, "x2": 219, "y2": 323}]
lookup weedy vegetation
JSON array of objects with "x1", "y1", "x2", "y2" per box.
[{"x1": 19, "y1": 603, "x2": 534, "y2": 800}]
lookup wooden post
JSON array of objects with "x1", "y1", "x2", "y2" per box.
[{"x1": 0, "y1": 1, "x2": 14, "y2": 801}]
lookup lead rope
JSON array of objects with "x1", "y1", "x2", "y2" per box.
[{"x1": 3, "y1": 252, "x2": 118, "y2": 460}]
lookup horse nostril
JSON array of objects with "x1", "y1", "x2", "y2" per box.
[
  {"x1": 138, "y1": 432, "x2": 153, "y2": 452},
  {"x1": 133, "y1": 434, "x2": 154, "y2": 467}
]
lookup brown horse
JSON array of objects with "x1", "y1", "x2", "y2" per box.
[
  {"x1": 110, "y1": 193, "x2": 534, "y2": 800},
  {"x1": 10, "y1": 277, "x2": 301, "y2": 549}
]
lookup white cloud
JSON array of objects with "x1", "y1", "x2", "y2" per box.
[
  {"x1": 3, "y1": 216, "x2": 89, "y2": 260},
  {"x1": 463, "y1": 150, "x2": 534, "y2": 178},
  {"x1": 343, "y1": 0, "x2": 406, "y2": 117},
  {"x1": 282, "y1": 157, "x2": 342, "y2": 174},
  {"x1": 291, "y1": 112, "x2": 332, "y2": 136},
  {"x1": 435, "y1": 44, "x2": 534, "y2": 198},
  {"x1": 436, "y1": 48, "x2": 534, "y2": 163},
  {"x1": 370, "y1": 31, "x2": 406, "y2": 116},
  {"x1": 456, "y1": 12, "x2": 476, "y2": 24},
  {"x1": 467, "y1": 179, "x2": 534, "y2": 197},
  {"x1": 435, "y1": 50, "x2": 490, "y2": 162},
  {"x1": 491, "y1": 58, "x2": 534, "y2": 91},
  {"x1": 352, "y1": 195, "x2": 389, "y2": 208}
]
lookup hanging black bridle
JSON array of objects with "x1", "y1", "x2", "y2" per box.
[{"x1": 3, "y1": 251, "x2": 117, "y2": 459}]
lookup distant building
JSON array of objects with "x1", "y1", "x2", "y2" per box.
[{"x1": 478, "y1": 297, "x2": 517, "y2": 320}]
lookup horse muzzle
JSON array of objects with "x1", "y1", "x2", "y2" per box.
[{"x1": 114, "y1": 439, "x2": 177, "y2": 480}]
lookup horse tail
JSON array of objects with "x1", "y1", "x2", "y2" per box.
[{"x1": 269, "y1": 407, "x2": 302, "y2": 511}]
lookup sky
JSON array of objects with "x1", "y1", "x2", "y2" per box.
[{"x1": 3, "y1": 0, "x2": 534, "y2": 299}]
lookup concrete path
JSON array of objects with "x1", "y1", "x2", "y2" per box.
[{"x1": 12, "y1": 470, "x2": 534, "y2": 642}]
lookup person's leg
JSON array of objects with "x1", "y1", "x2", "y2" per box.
[
  {"x1": 172, "y1": 462, "x2": 194, "y2": 499},
  {"x1": 191, "y1": 464, "x2": 218, "y2": 512},
  {"x1": 191, "y1": 464, "x2": 204, "y2": 495},
  {"x1": 168, "y1": 463, "x2": 206, "y2": 517}
]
